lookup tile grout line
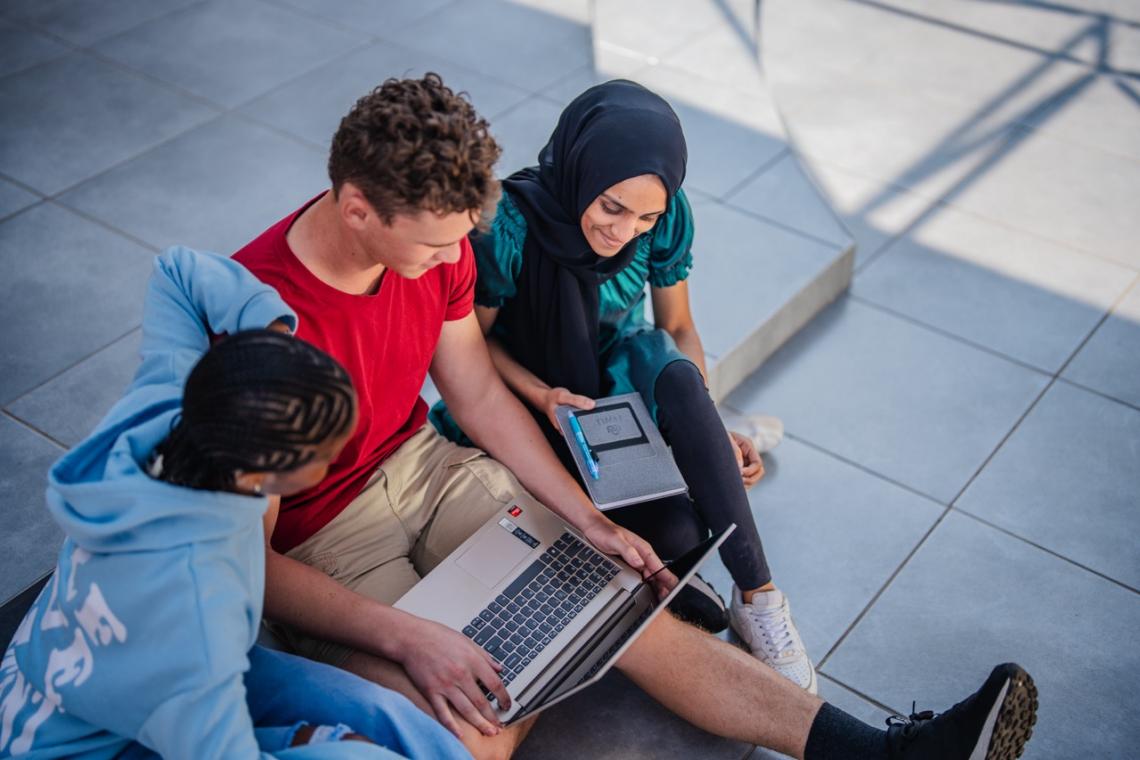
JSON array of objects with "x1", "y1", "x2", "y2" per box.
[
  {"x1": 816, "y1": 672, "x2": 908, "y2": 720},
  {"x1": 797, "y1": 144, "x2": 1140, "y2": 275},
  {"x1": 847, "y1": 295, "x2": 1057, "y2": 377},
  {"x1": 720, "y1": 194, "x2": 859, "y2": 253},
  {"x1": 2, "y1": 325, "x2": 142, "y2": 414},
  {"x1": 952, "y1": 509, "x2": 1140, "y2": 596},
  {"x1": 815, "y1": 504, "x2": 954, "y2": 671},
  {"x1": 1, "y1": 409, "x2": 68, "y2": 451},
  {"x1": 718, "y1": 147, "x2": 791, "y2": 202}
]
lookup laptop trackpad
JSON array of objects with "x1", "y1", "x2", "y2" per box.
[{"x1": 455, "y1": 528, "x2": 534, "y2": 589}]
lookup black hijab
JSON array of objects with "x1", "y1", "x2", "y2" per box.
[{"x1": 495, "y1": 79, "x2": 687, "y2": 399}]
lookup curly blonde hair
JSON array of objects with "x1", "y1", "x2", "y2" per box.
[{"x1": 328, "y1": 73, "x2": 502, "y2": 229}]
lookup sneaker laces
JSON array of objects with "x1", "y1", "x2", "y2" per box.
[
  {"x1": 885, "y1": 701, "x2": 936, "y2": 739},
  {"x1": 744, "y1": 600, "x2": 799, "y2": 659}
]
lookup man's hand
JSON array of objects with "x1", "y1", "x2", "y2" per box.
[
  {"x1": 581, "y1": 518, "x2": 676, "y2": 598},
  {"x1": 539, "y1": 387, "x2": 595, "y2": 429},
  {"x1": 729, "y1": 431, "x2": 765, "y2": 488},
  {"x1": 395, "y1": 617, "x2": 510, "y2": 739}
]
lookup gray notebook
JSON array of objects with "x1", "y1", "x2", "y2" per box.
[{"x1": 555, "y1": 393, "x2": 687, "y2": 510}]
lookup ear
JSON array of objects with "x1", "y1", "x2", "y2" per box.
[
  {"x1": 233, "y1": 470, "x2": 267, "y2": 496},
  {"x1": 337, "y1": 182, "x2": 375, "y2": 231}
]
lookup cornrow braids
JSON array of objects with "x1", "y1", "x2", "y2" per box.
[{"x1": 152, "y1": 330, "x2": 356, "y2": 492}]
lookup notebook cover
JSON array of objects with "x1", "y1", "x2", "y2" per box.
[{"x1": 555, "y1": 393, "x2": 687, "y2": 510}]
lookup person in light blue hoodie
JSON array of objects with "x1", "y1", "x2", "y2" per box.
[{"x1": 0, "y1": 247, "x2": 471, "y2": 760}]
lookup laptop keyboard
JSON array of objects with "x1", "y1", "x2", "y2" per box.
[{"x1": 462, "y1": 532, "x2": 620, "y2": 698}]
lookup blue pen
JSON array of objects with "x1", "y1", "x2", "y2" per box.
[{"x1": 567, "y1": 411, "x2": 601, "y2": 480}]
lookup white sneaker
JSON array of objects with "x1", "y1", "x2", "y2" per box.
[
  {"x1": 742, "y1": 415, "x2": 784, "y2": 454},
  {"x1": 729, "y1": 586, "x2": 817, "y2": 694}
]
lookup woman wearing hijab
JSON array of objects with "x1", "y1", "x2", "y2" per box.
[{"x1": 430, "y1": 80, "x2": 814, "y2": 692}]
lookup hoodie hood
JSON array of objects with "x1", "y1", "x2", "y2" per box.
[{"x1": 47, "y1": 385, "x2": 268, "y2": 554}]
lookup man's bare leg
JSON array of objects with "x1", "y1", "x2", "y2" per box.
[
  {"x1": 615, "y1": 612, "x2": 820, "y2": 759},
  {"x1": 343, "y1": 649, "x2": 536, "y2": 760}
]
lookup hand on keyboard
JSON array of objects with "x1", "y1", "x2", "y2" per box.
[
  {"x1": 396, "y1": 616, "x2": 510, "y2": 738},
  {"x1": 581, "y1": 518, "x2": 674, "y2": 598}
]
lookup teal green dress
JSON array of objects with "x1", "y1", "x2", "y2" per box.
[{"x1": 430, "y1": 188, "x2": 697, "y2": 442}]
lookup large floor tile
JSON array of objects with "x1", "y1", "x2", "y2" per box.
[
  {"x1": 825, "y1": 511, "x2": 1140, "y2": 758},
  {"x1": 0, "y1": 19, "x2": 67, "y2": 78},
  {"x1": 514, "y1": 670, "x2": 750, "y2": 760},
  {"x1": 593, "y1": 0, "x2": 727, "y2": 71},
  {"x1": 0, "y1": 416, "x2": 64, "y2": 603},
  {"x1": 801, "y1": 160, "x2": 935, "y2": 269},
  {"x1": 765, "y1": 0, "x2": 1140, "y2": 162},
  {"x1": 726, "y1": 152, "x2": 852, "y2": 248},
  {"x1": 628, "y1": 65, "x2": 786, "y2": 199},
  {"x1": 695, "y1": 438, "x2": 942, "y2": 659},
  {"x1": 658, "y1": 16, "x2": 764, "y2": 94},
  {"x1": 1062, "y1": 280, "x2": 1140, "y2": 408},
  {"x1": 487, "y1": 96, "x2": 563, "y2": 178},
  {"x1": 768, "y1": 72, "x2": 1027, "y2": 211},
  {"x1": 879, "y1": 0, "x2": 1140, "y2": 75},
  {"x1": 726, "y1": 299, "x2": 1049, "y2": 502},
  {"x1": 57, "y1": 115, "x2": 327, "y2": 255},
  {"x1": 397, "y1": 0, "x2": 591, "y2": 93},
  {"x1": 8, "y1": 330, "x2": 141, "y2": 448},
  {"x1": 0, "y1": 177, "x2": 39, "y2": 221},
  {"x1": 0, "y1": 52, "x2": 217, "y2": 195},
  {"x1": 685, "y1": 199, "x2": 840, "y2": 361},
  {"x1": 940, "y1": 125, "x2": 1140, "y2": 270},
  {"x1": 94, "y1": 0, "x2": 369, "y2": 109},
  {"x1": 957, "y1": 382, "x2": 1140, "y2": 588},
  {"x1": 854, "y1": 202, "x2": 1134, "y2": 373},
  {"x1": 0, "y1": 204, "x2": 153, "y2": 405},
  {"x1": 242, "y1": 41, "x2": 531, "y2": 149},
  {"x1": 265, "y1": 0, "x2": 456, "y2": 37},
  {"x1": 1, "y1": 0, "x2": 199, "y2": 46}
]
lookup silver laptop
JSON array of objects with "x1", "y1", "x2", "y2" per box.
[{"x1": 395, "y1": 494, "x2": 734, "y2": 723}]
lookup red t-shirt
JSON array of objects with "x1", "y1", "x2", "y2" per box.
[{"x1": 234, "y1": 194, "x2": 476, "y2": 552}]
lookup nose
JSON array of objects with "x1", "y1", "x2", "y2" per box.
[
  {"x1": 613, "y1": 216, "x2": 638, "y2": 244},
  {"x1": 436, "y1": 243, "x2": 462, "y2": 265}
]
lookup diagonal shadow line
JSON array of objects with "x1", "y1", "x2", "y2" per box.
[
  {"x1": 710, "y1": 0, "x2": 759, "y2": 60},
  {"x1": 846, "y1": 11, "x2": 1107, "y2": 222},
  {"x1": 987, "y1": 0, "x2": 1140, "y2": 30},
  {"x1": 848, "y1": 0, "x2": 1140, "y2": 79},
  {"x1": 1113, "y1": 76, "x2": 1140, "y2": 107}
]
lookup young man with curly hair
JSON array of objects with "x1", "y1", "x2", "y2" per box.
[{"x1": 233, "y1": 75, "x2": 1037, "y2": 760}]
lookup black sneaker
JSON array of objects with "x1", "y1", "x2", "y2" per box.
[
  {"x1": 667, "y1": 573, "x2": 728, "y2": 633},
  {"x1": 887, "y1": 663, "x2": 1038, "y2": 760}
]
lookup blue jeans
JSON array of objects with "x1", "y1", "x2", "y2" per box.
[{"x1": 121, "y1": 646, "x2": 471, "y2": 759}]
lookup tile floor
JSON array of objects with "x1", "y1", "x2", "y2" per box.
[{"x1": 2, "y1": 0, "x2": 1138, "y2": 757}]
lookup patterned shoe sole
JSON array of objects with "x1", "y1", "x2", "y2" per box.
[{"x1": 985, "y1": 666, "x2": 1038, "y2": 760}]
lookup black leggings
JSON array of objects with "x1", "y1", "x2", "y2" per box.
[{"x1": 544, "y1": 361, "x2": 772, "y2": 589}]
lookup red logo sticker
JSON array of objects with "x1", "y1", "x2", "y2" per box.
[{"x1": 508, "y1": 505, "x2": 522, "y2": 517}]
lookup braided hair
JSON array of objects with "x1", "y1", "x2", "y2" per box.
[{"x1": 151, "y1": 329, "x2": 356, "y2": 492}]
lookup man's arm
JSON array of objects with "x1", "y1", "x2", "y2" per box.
[
  {"x1": 259, "y1": 497, "x2": 511, "y2": 738},
  {"x1": 429, "y1": 312, "x2": 664, "y2": 575}
]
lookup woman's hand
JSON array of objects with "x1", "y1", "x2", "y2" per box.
[
  {"x1": 581, "y1": 517, "x2": 676, "y2": 599},
  {"x1": 394, "y1": 617, "x2": 510, "y2": 739},
  {"x1": 729, "y1": 431, "x2": 765, "y2": 488},
  {"x1": 539, "y1": 386, "x2": 595, "y2": 429}
]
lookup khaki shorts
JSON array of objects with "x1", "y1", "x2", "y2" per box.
[{"x1": 273, "y1": 425, "x2": 525, "y2": 666}]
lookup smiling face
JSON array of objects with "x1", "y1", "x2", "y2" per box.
[{"x1": 579, "y1": 174, "x2": 668, "y2": 257}]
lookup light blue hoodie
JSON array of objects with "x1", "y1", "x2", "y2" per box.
[{"x1": 0, "y1": 248, "x2": 452, "y2": 760}]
